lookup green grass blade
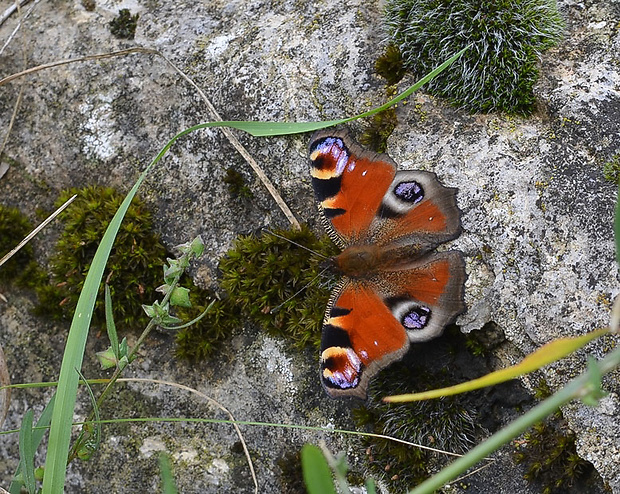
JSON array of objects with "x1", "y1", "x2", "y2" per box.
[
  {"x1": 42, "y1": 158, "x2": 157, "y2": 493},
  {"x1": 301, "y1": 444, "x2": 337, "y2": 494},
  {"x1": 104, "y1": 284, "x2": 119, "y2": 360},
  {"x1": 18, "y1": 409, "x2": 35, "y2": 494},
  {"x1": 159, "y1": 454, "x2": 179, "y2": 494},
  {"x1": 183, "y1": 46, "x2": 469, "y2": 138},
  {"x1": 9, "y1": 394, "x2": 55, "y2": 494},
  {"x1": 385, "y1": 328, "x2": 607, "y2": 402},
  {"x1": 615, "y1": 183, "x2": 620, "y2": 267}
]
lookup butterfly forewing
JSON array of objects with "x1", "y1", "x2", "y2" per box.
[{"x1": 309, "y1": 130, "x2": 396, "y2": 246}]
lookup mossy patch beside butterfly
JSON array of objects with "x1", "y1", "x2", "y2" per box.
[{"x1": 176, "y1": 225, "x2": 339, "y2": 360}]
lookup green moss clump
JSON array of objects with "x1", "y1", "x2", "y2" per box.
[
  {"x1": 359, "y1": 108, "x2": 399, "y2": 153},
  {"x1": 383, "y1": 0, "x2": 564, "y2": 114},
  {"x1": 35, "y1": 186, "x2": 166, "y2": 332},
  {"x1": 602, "y1": 154, "x2": 620, "y2": 184},
  {"x1": 352, "y1": 363, "x2": 482, "y2": 490},
  {"x1": 219, "y1": 225, "x2": 337, "y2": 349},
  {"x1": 0, "y1": 205, "x2": 45, "y2": 289},
  {"x1": 375, "y1": 44, "x2": 406, "y2": 85},
  {"x1": 175, "y1": 225, "x2": 337, "y2": 360},
  {"x1": 109, "y1": 9, "x2": 139, "y2": 40},
  {"x1": 174, "y1": 282, "x2": 243, "y2": 361},
  {"x1": 513, "y1": 411, "x2": 592, "y2": 494},
  {"x1": 223, "y1": 168, "x2": 254, "y2": 199}
]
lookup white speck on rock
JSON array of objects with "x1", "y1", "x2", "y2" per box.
[
  {"x1": 173, "y1": 448, "x2": 199, "y2": 463},
  {"x1": 79, "y1": 96, "x2": 118, "y2": 161},
  {"x1": 139, "y1": 436, "x2": 166, "y2": 457},
  {"x1": 258, "y1": 336, "x2": 294, "y2": 384}
]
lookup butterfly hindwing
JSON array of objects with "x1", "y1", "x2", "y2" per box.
[
  {"x1": 320, "y1": 251, "x2": 465, "y2": 399},
  {"x1": 319, "y1": 281, "x2": 410, "y2": 399}
]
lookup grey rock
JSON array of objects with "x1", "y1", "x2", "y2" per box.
[{"x1": 0, "y1": 0, "x2": 619, "y2": 492}]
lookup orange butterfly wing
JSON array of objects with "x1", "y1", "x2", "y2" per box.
[{"x1": 320, "y1": 253, "x2": 465, "y2": 399}]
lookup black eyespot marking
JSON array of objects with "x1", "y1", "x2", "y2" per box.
[
  {"x1": 394, "y1": 180, "x2": 424, "y2": 204},
  {"x1": 402, "y1": 306, "x2": 431, "y2": 330}
]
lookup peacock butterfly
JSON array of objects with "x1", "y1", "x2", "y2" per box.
[{"x1": 309, "y1": 129, "x2": 466, "y2": 399}]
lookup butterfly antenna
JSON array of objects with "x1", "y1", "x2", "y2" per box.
[
  {"x1": 270, "y1": 266, "x2": 331, "y2": 314},
  {"x1": 262, "y1": 228, "x2": 329, "y2": 260}
]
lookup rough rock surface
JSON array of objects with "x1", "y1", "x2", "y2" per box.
[{"x1": 0, "y1": 0, "x2": 619, "y2": 492}]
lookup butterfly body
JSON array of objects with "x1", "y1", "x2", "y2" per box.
[{"x1": 309, "y1": 129, "x2": 466, "y2": 399}]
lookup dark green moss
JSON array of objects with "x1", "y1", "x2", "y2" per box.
[
  {"x1": 109, "y1": 9, "x2": 139, "y2": 40},
  {"x1": 513, "y1": 409, "x2": 592, "y2": 494},
  {"x1": 175, "y1": 225, "x2": 337, "y2": 361},
  {"x1": 0, "y1": 205, "x2": 46, "y2": 289},
  {"x1": 384, "y1": 0, "x2": 564, "y2": 114},
  {"x1": 174, "y1": 282, "x2": 242, "y2": 361},
  {"x1": 359, "y1": 108, "x2": 399, "y2": 153},
  {"x1": 219, "y1": 224, "x2": 337, "y2": 350},
  {"x1": 34, "y1": 185, "x2": 166, "y2": 332},
  {"x1": 223, "y1": 168, "x2": 254, "y2": 199},
  {"x1": 375, "y1": 44, "x2": 406, "y2": 85},
  {"x1": 352, "y1": 363, "x2": 482, "y2": 491},
  {"x1": 277, "y1": 451, "x2": 305, "y2": 494},
  {"x1": 602, "y1": 154, "x2": 620, "y2": 184}
]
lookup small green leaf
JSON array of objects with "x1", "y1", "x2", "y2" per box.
[
  {"x1": 95, "y1": 347, "x2": 117, "y2": 370},
  {"x1": 18, "y1": 409, "x2": 36, "y2": 494},
  {"x1": 170, "y1": 287, "x2": 191, "y2": 308},
  {"x1": 163, "y1": 259, "x2": 184, "y2": 284},
  {"x1": 301, "y1": 444, "x2": 336, "y2": 494},
  {"x1": 156, "y1": 283, "x2": 172, "y2": 295},
  {"x1": 118, "y1": 355, "x2": 130, "y2": 371},
  {"x1": 189, "y1": 236, "x2": 205, "y2": 257},
  {"x1": 119, "y1": 337, "x2": 129, "y2": 358},
  {"x1": 160, "y1": 313, "x2": 183, "y2": 325},
  {"x1": 142, "y1": 304, "x2": 156, "y2": 318},
  {"x1": 34, "y1": 467, "x2": 44, "y2": 482}
]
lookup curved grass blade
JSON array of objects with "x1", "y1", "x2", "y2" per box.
[
  {"x1": 184, "y1": 46, "x2": 468, "y2": 138},
  {"x1": 9, "y1": 395, "x2": 55, "y2": 494},
  {"x1": 408, "y1": 347, "x2": 620, "y2": 494},
  {"x1": 386, "y1": 328, "x2": 607, "y2": 403}
]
